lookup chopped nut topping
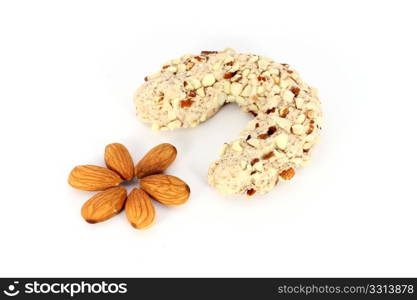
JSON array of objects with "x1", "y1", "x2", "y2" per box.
[
  {"x1": 202, "y1": 74, "x2": 216, "y2": 87},
  {"x1": 267, "y1": 126, "x2": 277, "y2": 135},
  {"x1": 251, "y1": 158, "x2": 260, "y2": 165},
  {"x1": 223, "y1": 71, "x2": 237, "y2": 79},
  {"x1": 279, "y1": 107, "x2": 289, "y2": 117},
  {"x1": 196, "y1": 87, "x2": 205, "y2": 97},
  {"x1": 144, "y1": 76, "x2": 149, "y2": 81},
  {"x1": 232, "y1": 141, "x2": 243, "y2": 152},
  {"x1": 291, "y1": 124, "x2": 304, "y2": 135},
  {"x1": 134, "y1": 49, "x2": 322, "y2": 196},
  {"x1": 295, "y1": 98, "x2": 304, "y2": 109},
  {"x1": 180, "y1": 99, "x2": 193, "y2": 108},
  {"x1": 296, "y1": 113, "x2": 306, "y2": 124},
  {"x1": 247, "y1": 138, "x2": 260, "y2": 147},
  {"x1": 191, "y1": 78, "x2": 202, "y2": 89},
  {"x1": 275, "y1": 133, "x2": 288, "y2": 150},
  {"x1": 249, "y1": 55, "x2": 259, "y2": 63},
  {"x1": 303, "y1": 142, "x2": 313, "y2": 150},
  {"x1": 219, "y1": 144, "x2": 228, "y2": 155},
  {"x1": 212, "y1": 62, "x2": 221, "y2": 71},
  {"x1": 266, "y1": 107, "x2": 276, "y2": 114},
  {"x1": 283, "y1": 90, "x2": 294, "y2": 102},
  {"x1": 241, "y1": 85, "x2": 251, "y2": 97},
  {"x1": 306, "y1": 109, "x2": 315, "y2": 119},
  {"x1": 194, "y1": 56, "x2": 205, "y2": 62},
  {"x1": 177, "y1": 64, "x2": 186, "y2": 73},
  {"x1": 201, "y1": 50, "x2": 218, "y2": 55},
  {"x1": 257, "y1": 86, "x2": 265, "y2": 95},
  {"x1": 230, "y1": 82, "x2": 243, "y2": 96},
  {"x1": 262, "y1": 152, "x2": 275, "y2": 160},
  {"x1": 257, "y1": 59, "x2": 269, "y2": 70},
  {"x1": 291, "y1": 87, "x2": 300, "y2": 96},
  {"x1": 186, "y1": 61, "x2": 195, "y2": 71},
  {"x1": 279, "y1": 168, "x2": 295, "y2": 180},
  {"x1": 246, "y1": 189, "x2": 256, "y2": 196},
  {"x1": 165, "y1": 66, "x2": 177, "y2": 72},
  {"x1": 272, "y1": 85, "x2": 281, "y2": 94},
  {"x1": 253, "y1": 161, "x2": 263, "y2": 172},
  {"x1": 306, "y1": 123, "x2": 315, "y2": 135},
  {"x1": 280, "y1": 79, "x2": 291, "y2": 89},
  {"x1": 276, "y1": 118, "x2": 292, "y2": 131},
  {"x1": 223, "y1": 81, "x2": 231, "y2": 94},
  {"x1": 167, "y1": 120, "x2": 181, "y2": 129}
]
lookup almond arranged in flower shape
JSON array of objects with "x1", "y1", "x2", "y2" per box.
[
  {"x1": 105, "y1": 143, "x2": 135, "y2": 180},
  {"x1": 125, "y1": 188, "x2": 155, "y2": 229},
  {"x1": 135, "y1": 143, "x2": 177, "y2": 179},
  {"x1": 68, "y1": 165, "x2": 123, "y2": 191},
  {"x1": 69, "y1": 142, "x2": 190, "y2": 230},
  {"x1": 81, "y1": 187, "x2": 127, "y2": 223},
  {"x1": 141, "y1": 174, "x2": 190, "y2": 206}
]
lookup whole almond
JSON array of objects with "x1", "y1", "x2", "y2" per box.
[
  {"x1": 68, "y1": 165, "x2": 123, "y2": 191},
  {"x1": 135, "y1": 143, "x2": 177, "y2": 179},
  {"x1": 81, "y1": 186, "x2": 127, "y2": 223},
  {"x1": 140, "y1": 174, "x2": 190, "y2": 206},
  {"x1": 125, "y1": 188, "x2": 155, "y2": 229},
  {"x1": 105, "y1": 143, "x2": 135, "y2": 180}
]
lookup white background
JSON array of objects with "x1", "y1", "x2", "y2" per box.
[{"x1": 1, "y1": 0, "x2": 416, "y2": 277}]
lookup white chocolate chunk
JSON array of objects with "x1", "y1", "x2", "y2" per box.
[
  {"x1": 241, "y1": 85, "x2": 252, "y2": 97},
  {"x1": 247, "y1": 138, "x2": 260, "y2": 147},
  {"x1": 223, "y1": 81, "x2": 231, "y2": 94},
  {"x1": 231, "y1": 83, "x2": 243, "y2": 96},
  {"x1": 219, "y1": 143, "x2": 228, "y2": 155},
  {"x1": 191, "y1": 78, "x2": 201, "y2": 89},
  {"x1": 166, "y1": 66, "x2": 177, "y2": 72},
  {"x1": 253, "y1": 161, "x2": 263, "y2": 172},
  {"x1": 196, "y1": 87, "x2": 205, "y2": 97},
  {"x1": 296, "y1": 113, "x2": 306, "y2": 124},
  {"x1": 232, "y1": 141, "x2": 243, "y2": 152},
  {"x1": 202, "y1": 74, "x2": 216, "y2": 87},
  {"x1": 275, "y1": 133, "x2": 289, "y2": 150},
  {"x1": 291, "y1": 124, "x2": 305, "y2": 135},
  {"x1": 257, "y1": 59, "x2": 269, "y2": 70},
  {"x1": 283, "y1": 90, "x2": 294, "y2": 102},
  {"x1": 167, "y1": 120, "x2": 181, "y2": 129}
]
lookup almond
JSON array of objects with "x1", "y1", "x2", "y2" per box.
[
  {"x1": 279, "y1": 168, "x2": 295, "y2": 180},
  {"x1": 125, "y1": 188, "x2": 155, "y2": 229},
  {"x1": 105, "y1": 143, "x2": 135, "y2": 180},
  {"x1": 135, "y1": 143, "x2": 177, "y2": 179},
  {"x1": 81, "y1": 187, "x2": 127, "y2": 223},
  {"x1": 68, "y1": 165, "x2": 123, "y2": 191},
  {"x1": 140, "y1": 174, "x2": 190, "y2": 206}
]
